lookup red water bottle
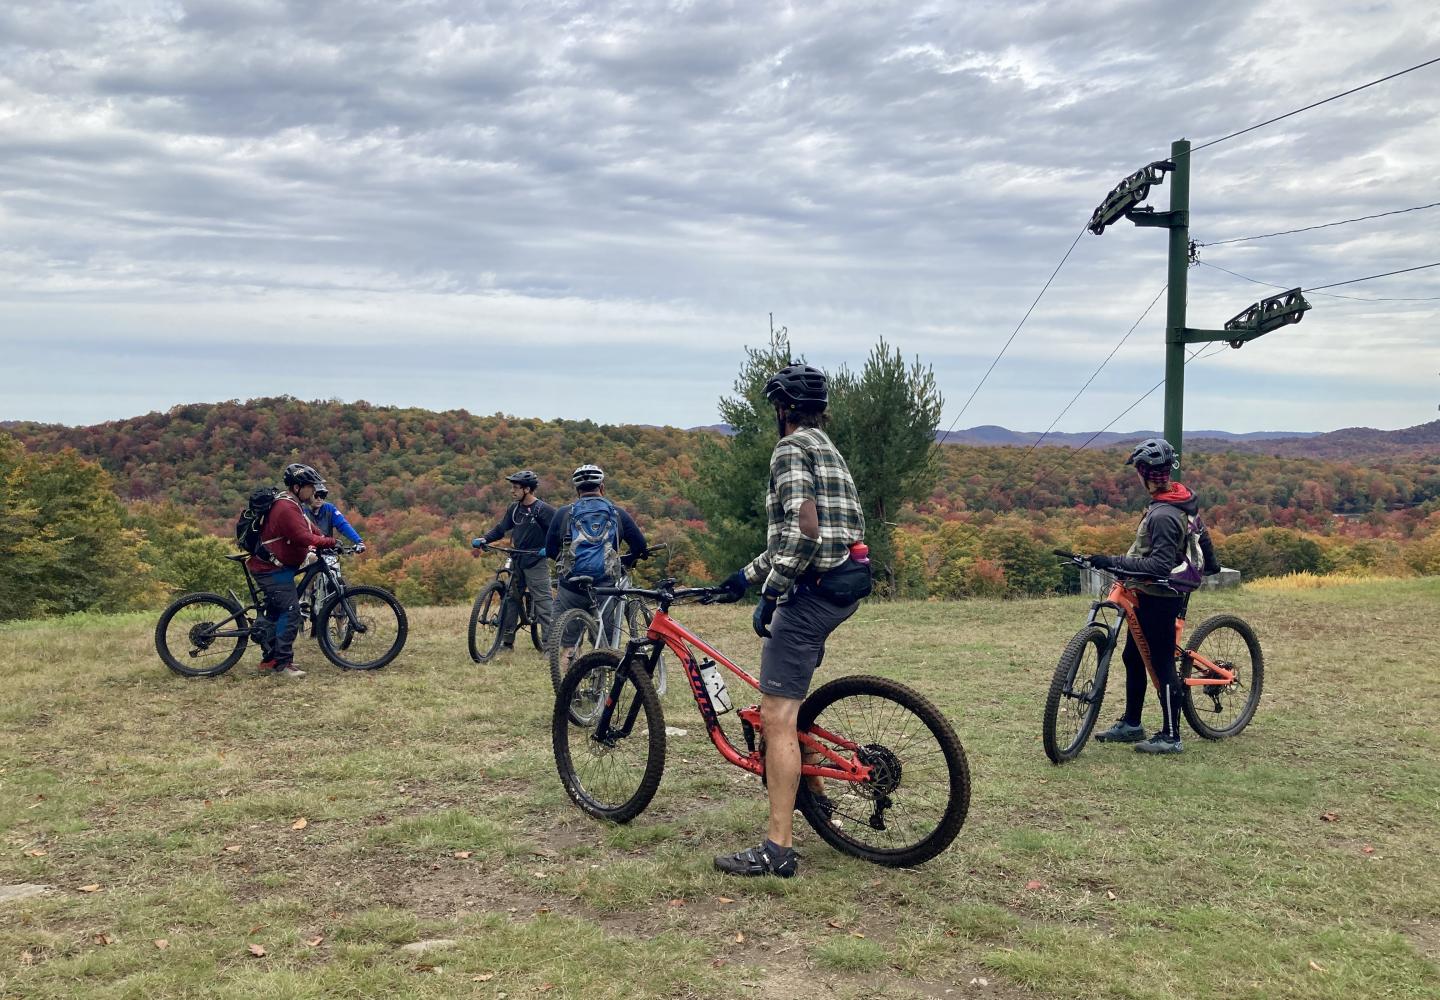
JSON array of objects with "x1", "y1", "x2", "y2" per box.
[{"x1": 849, "y1": 542, "x2": 870, "y2": 564}]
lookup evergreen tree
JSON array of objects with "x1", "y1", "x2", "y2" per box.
[
  {"x1": 686, "y1": 327, "x2": 797, "y2": 579},
  {"x1": 828, "y1": 338, "x2": 943, "y2": 595}
]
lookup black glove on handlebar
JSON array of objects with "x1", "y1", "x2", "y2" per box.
[
  {"x1": 713, "y1": 570, "x2": 749, "y2": 604},
  {"x1": 1088, "y1": 554, "x2": 1114, "y2": 570}
]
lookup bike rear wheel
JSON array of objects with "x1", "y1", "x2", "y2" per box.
[
  {"x1": 468, "y1": 582, "x2": 506, "y2": 663},
  {"x1": 155, "y1": 592, "x2": 251, "y2": 677},
  {"x1": 548, "y1": 608, "x2": 599, "y2": 696},
  {"x1": 553, "y1": 650, "x2": 666, "y2": 822},
  {"x1": 795, "y1": 675, "x2": 969, "y2": 868},
  {"x1": 317, "y1": 585, "x2": 407, "y2": 670},
  {"x1": 1042, "y1": 625, "x2": 1110, "y2": 764},
  {"x1": 1181, "y1": 614, "x2": 1264, "y2": 739}
]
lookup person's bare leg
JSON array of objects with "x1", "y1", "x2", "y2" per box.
[{"x1": 761, "y1": 694, "x2": 802, "y2": 847}]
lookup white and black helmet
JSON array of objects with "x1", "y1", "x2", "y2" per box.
[
  {"x1": 572, "y1": 464, "x2": 605, "y2": 487},
  {"x1": 1125, "y1": 438, "x2": 1179, "y2": 470}
]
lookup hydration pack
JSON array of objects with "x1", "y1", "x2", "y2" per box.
[
  {"x1": 235, "y1": 487, "x2": 282, "y2": 566},
  {"x1": 1168, "y1": 512, "x2": 1207, "y2": 592},
  {"x1": 558, "y1": 496, "x2": 622, "y2": 582}
]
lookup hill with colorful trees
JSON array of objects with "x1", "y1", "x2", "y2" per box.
[{"x1": 3, "y1": 397, "x2": 1438, "y2": 618}]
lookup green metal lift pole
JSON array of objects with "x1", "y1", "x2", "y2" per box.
[{"x1": 1163, "y1": 138, "x2": 1191, "y2": 463}]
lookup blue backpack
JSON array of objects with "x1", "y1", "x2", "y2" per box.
[{"x1": 559, "y1": 496, "x2": 622, "y2": 582}]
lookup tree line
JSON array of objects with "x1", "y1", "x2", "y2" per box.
[{"x1": 3, "y1": 343, "x2": 1439, "y2": 620}]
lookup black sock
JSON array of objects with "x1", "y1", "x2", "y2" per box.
[{"x1": 764, "y1": 838, "x2": 793, "y2": 859}]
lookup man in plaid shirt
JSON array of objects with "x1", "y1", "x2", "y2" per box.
[{"x1": 712, "y1": 363, "x2": 869, "y2": 878}]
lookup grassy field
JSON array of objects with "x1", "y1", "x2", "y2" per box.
[{"x1": 2, "y1": 580, "x2": 1438, "y2": 999}]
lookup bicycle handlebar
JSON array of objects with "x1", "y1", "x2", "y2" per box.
[
  {"x1": 470, "y1": 540, "x2": 545, "y2": 556},
  {"x1": 1053, "y1": 549, "x2": 1176, "y2": 586},
  {"x1": 579, "y1": 577, "x2": 722, "y2": 605}
]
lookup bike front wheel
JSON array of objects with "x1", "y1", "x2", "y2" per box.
[
  {"x1": 468, "y1": 582, "x2": 506, "y2": 663},
  {"x1": 1181, "y1": 614, "x2": 1264, "y2": 739},
  {"x1": 548, "y1": 608, "x2": 600, "y2": 696},
  {"x1": 1042, "y1": 625, "x2": 1110, "y2": 764},
  {"x1": 553, "y1": 650, "x2": 666, "y2": 823},
  {"x1": 317, "y1": 586, "x2": 408, "y2": 670},
  {"x1": 623, "y1": 597, "x2": 666, "y2": 696},
  {"x1": 155, "y1": 592, "x2": 251, "y2": 678},
  {"x1": 795, "y1": 675, "x2": 970, "y2": 868}
]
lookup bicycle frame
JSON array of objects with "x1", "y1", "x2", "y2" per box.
[
  {"x1": 594, "y1": 599, "x2": 874, "y2": 786},
  {"x1": 1088, "y1": 580, "x2": 1235, "y2": 691}
]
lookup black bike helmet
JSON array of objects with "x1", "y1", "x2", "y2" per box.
[
  {"x1": 1125, "y1": 438, "x2": 1179, "y2": 470},
  {"x1": 506, "y1": 469, "x2": 540, "y2": 489},
  {"x1": 764, "y1": 364, "x2": 828, "y2": 410},
  {"x1": 283, "y1": 463, "x2": 325, "y2": 488},
  {"x1": 572, "y1": 464, "x2": 605, "y2": 487}
]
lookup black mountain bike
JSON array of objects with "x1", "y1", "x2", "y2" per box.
[
  {"x1": 155, "y1": 548, "x2": 408, "y2": 676},
  {"x1": 468, "y1": 543, "x2": 548, "y2": 663}
]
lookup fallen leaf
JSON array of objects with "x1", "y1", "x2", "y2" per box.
[
  {"x1": 306, "y1": 936, "x2": 324, "y2": 947},
  {"x1": 77, "y1": 884, "x2": 102, "y2": 893},
  {"x1": 538, "y1": 985, "x2": 555, "y2": 992},
  {"x1": 453, "y1": 851, "x2": 473, "y2": 859},
  {"x1": 93, "y1": 933, "x2": 112, "y2": 946},
  {"x1": 246, "y1": 924, "x2": 265, "y2": 936},
  {"x1": 715, "y1": 896, "x2": 735, "y2": 905},
  {"x1": 20, "y1": 950, "x2": 35, "y2": 965},
  {"x1": 473, "y1": 973, "x2": 495, "y2": 982},
  {"x1": 224, "y1": 845, "x2": 242, "y2": 853},
  {"x1": 1361, "y1": 845, "x2": 1375, "y2": 855},
  {"x1": 667, "y1": 898, "x2": 685, "y2": 907},
  {"x1": 248, "y1": 943, "x2": 267, "y2": 958},
  {"x1": 827, "y1": 920, "x2": 845, "y2": 929},
  {"x1": 1320, "y1": 812, "x2": 1338, "y2": 823},
  {"x1": 1024, "y1": 880, "x2": 1046, "y2": 891},
  {"x1": 154, "y1": 939, "x2": 169, "y2": 950},
  {"x1": 26, "y1": 849, "x2": 47, "y2": 857},
  {"x1": 710, "y1": 958, "x2": 729, "y2": 968},
  {"x1": 1309, "y1": 960, "x2": 1326, "y2": 972},
  {"x1": 849, "y1": 931, "x2": 866, "y2": 939},
  {"x1": 291, "y1": 818, "x2": 308, "y2": 831},
  {"x1": 1106, "y1": 891, "x2": 1117, "y2": 901},
  {"x1": 734, "y1": 932, "x2": 745, "y2": 943}
]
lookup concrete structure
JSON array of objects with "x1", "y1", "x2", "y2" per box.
[{"x1": 1080, "y1": 566, "x2": 1240, "y2": 597}]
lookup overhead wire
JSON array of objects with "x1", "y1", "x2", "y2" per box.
[
  {"x1": 1195, "y1": 258, "x2": 1440, "y2": 302},
  {"x1": 1019, "y1": 284, "x2": 1168, "y2": 461},
  {"x1": 1197, "y1": 201, "x2": 1440, "y2": 246},
  {"x1": 1025, "y1": 341, "x2": 1231, "y2": 497},
  {"x1": 1188, "y1": 55, "x2": 1440, "y2": 153},
  {"x1": 934, "y1": 223, "x2": 1089, "y2": 448}
]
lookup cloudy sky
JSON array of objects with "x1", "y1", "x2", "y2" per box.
[{"x1": 2, "y1": 0, "x2": 1437, "y2": 433}]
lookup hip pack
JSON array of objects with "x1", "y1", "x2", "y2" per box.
[{"x1": 804, "y1": 557, "x2": 873, "y2": 606}]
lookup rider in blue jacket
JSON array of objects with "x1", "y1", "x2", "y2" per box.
[{"x1": 305, "y1": 485, "x2": 365, "y2": 548}]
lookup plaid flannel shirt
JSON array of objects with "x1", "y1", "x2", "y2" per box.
[{"x1": 743, "y1": 427, "x2": 866, "y2": 597}]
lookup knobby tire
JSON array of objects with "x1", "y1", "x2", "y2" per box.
[
  {"x1": 155, "y1": 592, "x2": 251, "y2": 678},
  {"x1": 1042, "y1": 625, "x2": 1111, "y2": 764},
  {"x1": 552, "y1": 649, "x2": 666, "y2": 823},
  {"x1": 1181, "y1": 614, "x2": 1264, "y2": 739},
  {"x1": 795, "y1": 675, "x2": 970, "y2": 868}
]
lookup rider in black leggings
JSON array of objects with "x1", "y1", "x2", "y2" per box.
[{"x1": 1087, "y1": 438, "x2": 1218, "y2": 755}]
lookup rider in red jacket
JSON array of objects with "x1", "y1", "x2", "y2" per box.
[{"x1": 251, "y1": 464, "x2": 337, "y2": 677}]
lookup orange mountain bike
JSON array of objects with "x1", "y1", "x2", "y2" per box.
[
  {"x1": 552, "y1": 578, "x2": 971, "y2": 868},
  {"x1": 1042, "y1": 551, "x2": 1264, "y2": 764}
]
